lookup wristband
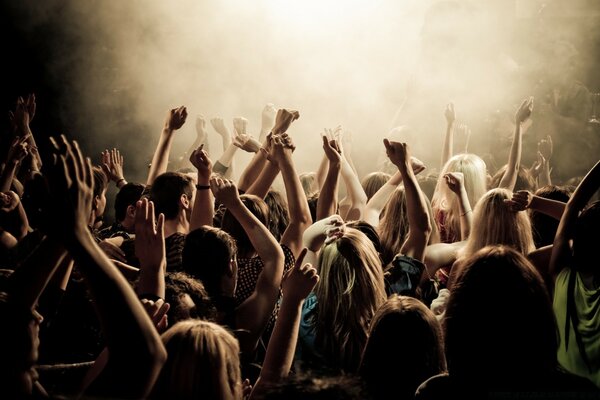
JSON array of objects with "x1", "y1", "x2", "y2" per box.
[{"x1": 196, "y1": 184, "x2": 210, "y2": 190}]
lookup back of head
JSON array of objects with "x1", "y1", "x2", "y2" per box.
[
  {"x1": 361, "y1": 172, "x2": 391, "y2": 201},
  {"x1": 530, "y1": 185, "x2": 572, "y2": 248},
  {"x1": 314, "y1": 228, "x2": 386, "y2": 372},
  {"x1": 464, "y1": 188, "x2": 534, "y2": 257},
  {"x1": 150, "y1": 172, "x2": 194, "y2": 220},
  {"x1": 114, "y1": 182, "x2": 145, "y2": 222},
  {"x1": 444, "y1": 246, "x2": 557, "y2": 382},
  {"x1": 182, "y1": 226, "x2": 237, "y2": 297},
  {"x1": 255, "y1": 372, "x2": 369, "y2": 400},
  {"x1": 345, "y1": 220, "x2": 382, "y2": 258},
  {"x1": 264, "y1": 189, "x2": 290, "y2": 242},
  {"x1": 164, "y1": 271, "x2": 217, "y2": 325},
  {"x1": 220, "y1": 194, "x2": 269, "y2": 257},
  {"x1": 360, "y1": 295, "x2": 446, "y2": 399},
  {"x1": 490, "y1": 164, "x2": 537, "y2": 193},
  {"x1": 300, "y1": 172, "x2": 319, "y2": 199},
  {"x1": 153, "y1": 320, "x2": 242, "y2": 399}
]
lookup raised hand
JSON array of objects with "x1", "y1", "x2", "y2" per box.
[
  {"x1": 410, "y1": 156, "x2": 426, "y2": 175},
  {"x1": 210, "y1": 117, "x2": 230, "y2": 138},
  {"x1": 504, "y1": 190, "x2": 533, "y2": 212},
  {"x1": 195, "y1": 115, "x2": 208, "y2": 143},
  {"x1": 281, "y1": 248, "x2": 319, "y2": 303},
  {"x1": 445, "y1": 102, "x2": 455, "y2": 125},
  {"x1": 101, "y1": 148, "x2": 125, "y2": 184},
  {"x1": 25, "y1": 93, "x2": 36, "y2": 122},
  {"x1": 165, "y1": 106, "x2": 188, "y2": 131},
  {"x1": 322, "y1": 135, "x2": 341, "y2": 164},
  {"x1": 443, "y1": 172, "x2": 465, "y2": 195},
  {"x1": 538, "y1": 135, "x2": 553, "y2": 160},
  {"x1": 270, "y1": 134, "x2": 294, "y2": 166},
  {"x1": 0, "y1": 191, "x2": 20, "y2": 212},
  {"x1": 456, "y1": 123, "x2": 471, "y2": 152},
  {"x1": 233, "y1": 117, "x2": 248, "y2": 136},
  {"x1": 135, "y1": 198, "x2": 166, "y2": 272},
  {"x1": 209, "y1": 177, "x2": 241, "y2": 209},
  {"x1": 233, "y1": 133, "x2": 261, "y2": 153},
  {"x1": 6, "y1": 135, "x2": 29, "y2": 165},
  {"x1": 141, "y1": 298, "x2": 170, "y2": 333},
  {"x1": 46, "y1": 135, "x2": 94, "y2": 239},
  {"x1": 261, "y1": 103, "x2": 277, "y2": 133},
  {"x1": 515, "y1": 96, "x2": 534, "y2": 124},
  {"x1": 272, "y1": 109, "x2": 300, "y2": 136},
  {"x1": 189, "y1": 144, "x2": 212, "y2": 182},
  {"x1": 383, "y1": 139, "x2": 410, "y2": 168}
]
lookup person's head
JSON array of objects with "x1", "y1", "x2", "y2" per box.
[
  {"x1": 361, "y1": 172, "x2": 391, "y2": 201},
  {"x1": 150, "y1": 172, "x2": 195, "y2": 221},
  {"x1": 114, "y1": 182, "x2": 145, "y2": 228},
  {"x1": 344, "y1": 220, "x2": 382, "y2": 258},
  {"x1": 0, "y1": 292, "x2": 44, "y2": 396},
  {"x1": 432, "y1": 154, "x2": 487, "y2": 239},
  {"x1": 490, "y1": 165, "x2": 537, "y2": 193},
  {"x1": 463, "y1": 188, "x2": 535, "y2": 258},
  {"x1": 264, "y1": 189, "x2": 290, "y2": 242},
  {"x1": 299, "y1": 172, "x2": 319, "y2": 199},
  {"x1": 182, "y1": 226, "x2": 238, "y2": 298},
  {"x1": 164, "y1": 271, "x2": 218, "y2": 325},
  {"x1": 572, "y1": 200, "x2": 600, "y2": 275},
  {"x1": 220, "y1": 194, "x2": 269, "y2": 257},
  {"x1": 152, "y1": 320, "x2": 242, "y2": 399},
  {"x1": 314, "y1": 227, "x2": 387, "y2": 372},
  {"x1": 359, "y1": 295, "x2": 446, "y2": 399},
  {"x1": 444, "y1": 246, "x2": 558, "y2": 382},
  {"x1": 377, "y1": 187, "x2": 409, "y2": 266},
  {"x1": 530, "y1": 185, "x2": 572, "y2": 248},
  {"x1": 91, "y1": 166, "x2": 108, "y2": 227}
]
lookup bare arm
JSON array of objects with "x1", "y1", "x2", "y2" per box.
[
  {"x1": 499, "y1": 97, "x2": 533, "y2": 190},
  {"x1": 441, "y1": 103, "x2": 455, "y2": 169},
  {"x1": 135, "y1": 199, "x2": 166, "y2": 299},
  {"x1": 506, "y1": 190, "x2": 566, "y2": 220},
  {"x1": 443, "y1": 172, "x2": 472, "y2": 240},
  {"x1": 238, "y1": 136, "x2": 271, "y2": 192},
  {"x1": 189, "y1": 145, "x2": 214, "y2": 231},
  {"x1": 146, "y1": 106, "x2": 188, "y2": 185},
  {"x1": 316, "y1": 136, "x2": 341, "y2": 220},
  {"x1": 385, "y1": 139, "x2": 432, "y2": 262}
]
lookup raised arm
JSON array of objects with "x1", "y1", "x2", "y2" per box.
[
  {"x1": 0, "y1": 135, "x2": 29, "y2": 192},
  {"x1": 363, "y1": 157, "x2": 425, "y2": 227},
  {"x1": 47, "y1": 136, "x2": 166, "y2": 398},
  {"x1": 101, "y1": 148, "x2": 127, "y2": 189},
  {"x1": 441, "y1": 102, "x2": 455, "y2": 168},
  {"x1": 549, "y1": 160, "x2": 600, "y2": 280},
  {"x1": 316, "y1": 135, "x2": 341, "y2": 220},
  {"x1": 250, "y1": 249, "x2": 318, "y2": 399},
  {"x1": 498, "y1": 97, "x2": 533, "y2": 190},
  {"x1": 189, "y1": 144, "x2": 214, "y2": 230},
  {"x1": 271, "y1": 133, "x2": 312, "y2": 258},
  {"x1": 135, "y1": 198, "x2": 166, "y2": 300},
  {"x1": 301, "y1": 215, "x2": 344, "y2": 267},
  {"x1": 259, "y1": 103, "x2": 277, "y2": 143},
  {"x1": 238, "y1": 135, "x2": 272, "y2": 192},
  {"x1": 146, "y1": 106, "x2": 187, "y2": 185},
  {"x1": 384, "y1": 139, "x2": 431, "y2": 262},
  {"x1": 443, "y1": 172, "x2": 472, "y2": 240},
  {"x1": 0, "y1": 191, "x2": 29, "y2": 240},
  {"x1": 506, "y1": 189, "x2": 566, "y2": 220},
  {"x1": 211, "y1": 177, "x2": 284, "y2": 352}
]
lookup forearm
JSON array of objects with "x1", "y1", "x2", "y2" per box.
[
  {"x1": 137, "y1": 264, "x2": 165, "y2": 299},
  {"x1": 238, "y1": 149, "x2": 269, "y2": 192},
  {"x1": 215, "y1": 143, "x2": 238, "y2": 170},
  {"x1": 229, "y1": 201, "x2": 282, "y2": 262},
  {"x1": 190, "y1": 178, "x2": 215, "y2": 231},
  {"x1": 302, "y1": 218, "x2": 331, "y2": 252},
  {"x1": 498, "y1": 124, "x2": 522, "y2": 190},
  {"x1": 529, "y1": 196, "x2": 566, "y2": 220},
  {"x1": 247, "y1": 161, "x2": 280, "y2": 199},
  {"x1": 441, "y1": 122, "x2": 454, "y2": 168},
  {"x1": 280, "y1": 159, "x2": 312, "y2": 226},
  {"x1": 363, "y1": 171, "x2": 403, "y2": 227},
  {"x1": 316, "y1": 162, "x2": 340, "y2": 220},
  {"x1": 340, "y1": 158, "x2": 367, "y2": 221},
  {"x1": 398, "y1": 163, "x2": 430, "y2": 235},
  {"x1": 14, "y1": 202, "x2": 30, "y2": 239},
  {"x1": 316, "y1": 154, "x2": 328, "y2": 190},
  {"x1": 147, "y1": 130, "x2": 175, "y2": 185},
  {"x1": 455, "y1": 188, "x2": 472, "y2": 240},
  {"x1": 0, "y1": 162, "x2": 18, "y2": 192}
]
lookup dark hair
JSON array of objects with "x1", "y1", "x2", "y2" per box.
[
  {"x1": 444, "y1": 246, "x2": 558, "y2": 383},
  {"x1": 92, "y1": 166, "x2": 108, "y2": 198},
  {"x1": 490, "y1": 165, "x2": 536, "y2": 192},
  {"x1": 530, "y1": 185, "x2": 572, "y2": 247},
  {"x1": 264, "y1": 189, "x2": 290, "y2": 241},
  {"x1": 149, "y1": 172, "x2": 194, "y2": 220},
  {"x1": 114, "y1": 183, "x2": 145, "y2": 222},
  {"x1": 307, "y1": 195, "x2": 318, "y2": 225},
  {"x1": 164, "y1": 271, "x2": 217, "y2": 325},
  {"x1": 220, "y1": 194, "x2": 269, "y2": 257},
  {"x1": 182, "y1": 226, "x2": 237, "y2": 298},
  {"x1": 344, "y1": 220, "x2": 383, "y2": 258}
]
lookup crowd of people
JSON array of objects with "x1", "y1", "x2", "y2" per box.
[{"x1": 1, "y1": 91, "x2": 600, "y2": 399}]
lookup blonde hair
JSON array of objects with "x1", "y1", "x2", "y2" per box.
[
  {"x1": 361, "y1": 172, "x2": 391, "y2": 201},
  {"x1": 152, "y1": 320, "x2": 242, "y2": 400},
  {"x1": 299, "y1": 172, "x2": 319, "y2": 198},
  {"x1": 314, "y1": 228, "x2": 387, "y2": 372},
  {"x1": 378, "y1": 186, "x2": 409, "y2": 266},
  {"x1": 463, "y1": 188, "x2": 535, "y2": 258},
  {"x1": 432, "y1": 154, "x2": 488, "y2": 242}
]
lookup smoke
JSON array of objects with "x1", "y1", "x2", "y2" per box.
[{"x1": 6, "y1": 0, "x2": 600, "y2": 186}]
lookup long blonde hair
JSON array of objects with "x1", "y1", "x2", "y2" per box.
[
  {"x1": 152, "y1": 320, "x2": 242, "y2": 400},
  {"x1": 463, "y1": 188, "x2": 535, "y2": 258},
  {"x1": 432, "y1": 154, "x2": 487, "y2": 242},
  {"x1": 313, "y1": 228, "x2": 387, "y2": 373},
  {"x1": 378, "y1": 186, "x2": 409, "y2": 266}
]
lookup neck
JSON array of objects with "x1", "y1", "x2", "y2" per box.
[{"x1": 163, "y1": 213, "x2": 189, "y2": 237}]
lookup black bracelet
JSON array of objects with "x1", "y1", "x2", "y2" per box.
[{"x1": 196, "y1": 184, "x2": 210, "y2": 190}]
